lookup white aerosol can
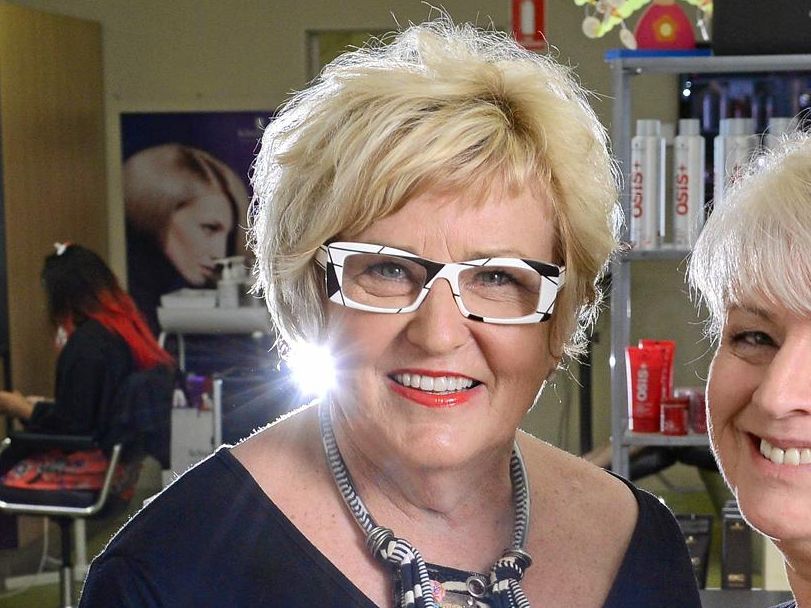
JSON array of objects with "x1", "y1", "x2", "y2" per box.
[
  {"x1": 630, "y1": 119, "x2": 665, "y2": 250},
  {"x1": 673, "y1": 119, "x2": 706, "y2": 248},
  {"x1": 765, "y1": 116, "x2": 797, "y2": 150},
  {"x1": 713, "y1": 118, "x2": 755, "y2": 207}
]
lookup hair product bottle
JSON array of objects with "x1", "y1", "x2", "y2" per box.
[
  {"x1": 673, "y1": 119, "x2": 706, "y2": 248},
  {"x1": 765, "y1": 116, "x2": 797, "y2": 149},
  {"x1": 630, "y1": 119, "x2": 665, "y2": 250},
  {"x1": 713, "y1": 117, "x2": 755, "y2": 207},
  {"x1": 216, "y1": 256, "x2": 245, "y2": 308}
]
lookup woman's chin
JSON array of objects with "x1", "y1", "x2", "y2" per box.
[{"x1": 737, "y1": 488, "x2": 811, "y2": 544}]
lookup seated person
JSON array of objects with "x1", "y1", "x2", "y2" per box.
[{"x1": 0, "y1": 244, "x2": 173, "y2": 495}]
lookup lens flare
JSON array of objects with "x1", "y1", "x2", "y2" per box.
[{"x1": 285, "y1": 342, "x2": 335, "y2": 397}]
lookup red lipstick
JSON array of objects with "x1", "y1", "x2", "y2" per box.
[{"x1": 387, "y1": 371, "x2": 479, "y2": 408}]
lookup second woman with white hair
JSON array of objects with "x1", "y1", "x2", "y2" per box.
[
  {"x1": 690, "y1": 134, "x2": 811, "y2": 608},
  {"x1": 80, "y1": 20, "x2": 700, "y2": 607}
]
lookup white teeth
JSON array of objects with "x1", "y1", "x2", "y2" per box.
[
  {"x1": 392, "y1": 373, "x2": 475, "y2": 394},
  {"x1": 760, "y1": 438, "x2": 811, "y2": 466},
  {"x1": 785, "y1": 448, "x2": 800, "y2": 466}
]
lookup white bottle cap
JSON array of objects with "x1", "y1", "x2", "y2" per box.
[
  {"x1": 727, "y1": 118, "x2": 754, "y2": 136},
  {"x1": 768, "y1": 116, "x2": 796, "y2": 137},
  {"x1": 636, "y1": 119, "x2": 661, "y2": 137},
  {"x1": 678, "y1": 118, "x2": 700, "y2": 136}
]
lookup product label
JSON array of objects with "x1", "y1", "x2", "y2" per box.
[
  {"x1": 636, "y1": 363, "x2": 650, "y2": 404},
  {"x1": 639, "y1": 339, "x2": 675, "y2": 400},
  {"x1": 630, "y1": 137, "x2": 662, "y2": 250},
  {"x1": 675, "y1": 164, "x2": 689, "y2": 216},
  {"x1": 674, "y1": 137, "x2": 705, "y2": 247},
  {"x1": 631, "y1": 162, "x2": 644, "y2": 219},
  {"x1": 626, "y1": 346, "x2": 664, "y2": 432}
]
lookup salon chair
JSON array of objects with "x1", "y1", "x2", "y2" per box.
[
  {"x1": 0, "y1": 433, "x2": 125, "y2": 607},
  {"x1": 0, "y1": 364, "x2": 173, "y2": 607},
  {"x1": 628, "y1": 445, "x2": 718, "y2": 481}
]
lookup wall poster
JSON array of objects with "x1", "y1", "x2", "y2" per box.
[{"x1": 120, "y1": 111, "x2": 271, "y2": 336}]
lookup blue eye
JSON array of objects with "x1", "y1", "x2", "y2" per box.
[
  {"x1": 479, "y1": 270, "x2": 514, "y2": 286},
  {"x1": 368, "y1": 262, "x2": 409, "y2": 280}
]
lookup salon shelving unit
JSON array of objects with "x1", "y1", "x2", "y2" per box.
[{"x1": 607, "y1": 52, "x2": 811, "y2": 479}]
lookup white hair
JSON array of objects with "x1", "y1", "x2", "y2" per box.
[{"x1": 689, "y1": 132, "x2": 811, "y2": 336}]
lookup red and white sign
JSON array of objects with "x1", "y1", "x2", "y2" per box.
[{"x1": 512, "y1": 0, "x2": 545, "y2": 51}]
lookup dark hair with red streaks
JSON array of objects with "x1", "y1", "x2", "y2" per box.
[{"x1": 42, "y1": 244, "x2": 173, "y2": 370}]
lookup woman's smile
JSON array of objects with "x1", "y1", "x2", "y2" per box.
[
  {"x1": 388, "y1": 370, "x2": 483, "y2": 408},
  {"x1": 743, "y1": 432, "x2": 811, "y2": 476}
]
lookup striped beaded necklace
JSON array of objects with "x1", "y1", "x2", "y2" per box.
[{"x1": 318, "y1": 401, "x2": 534, "y2": 607}]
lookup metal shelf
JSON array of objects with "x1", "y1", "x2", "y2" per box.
[
  {"x1": 624, "y1": 431, "x2": 709, "y2": 447},
  {"x1": 607, "y1": 53, "x2": 811, "y2": 75},
  {"x1": 623, "y1": 248, "x2": 691, "y2": 262},
  {"x1": 607, "y1": 53, "x2": 800, "y2": 479}
]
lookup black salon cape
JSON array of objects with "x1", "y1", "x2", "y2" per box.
[
  {"x1": 79, "y1": 447, "x2": 701, "y2": 607},
  {"x1": 27, "y1": 319, "x2": 135, "y2": 437},
  {"x1": 23, "y1": 318, "x2": 173, "y2": 468}
]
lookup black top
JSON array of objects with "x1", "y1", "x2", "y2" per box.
[
  {"x1": 79, "y1": 447, "x2": 701, "y2": 607},
  {"x1": 770, "y1": 601, "x2": 797, "y2": 608},
  {"x1": 27, "y1": 319, "x2": 135, "y2": 438}
]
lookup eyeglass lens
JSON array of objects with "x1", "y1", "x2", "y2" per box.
[{"x1": 341, "y1": 253, "x2": 542, "y2": 318}]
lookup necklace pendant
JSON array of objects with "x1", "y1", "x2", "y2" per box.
[
  {"x1": 425, "y1": 568, "x2": 491, "y2": 607},
  {"x1": 465, "y1": 574, "x2": 488, "y2": 599}
]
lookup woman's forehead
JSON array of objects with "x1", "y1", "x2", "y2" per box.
[
  {"x1": 349, "y1": 186, "x2": 555, "y2": 258},
  {"x1": 726, "y1": 279, "x2": 811, "y2": 321}
]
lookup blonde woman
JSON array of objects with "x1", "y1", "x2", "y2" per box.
[{"x1": 81, "y1": 20, "x2": 700, "y2": 607}]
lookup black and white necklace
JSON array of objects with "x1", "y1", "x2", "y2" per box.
[{"x1": 318, "y1": 401, "x2": 533, "y2": 608}]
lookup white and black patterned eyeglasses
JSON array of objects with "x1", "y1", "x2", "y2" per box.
[{"x1": 315, "y1": 242, "x2": 565, "y2": 325}]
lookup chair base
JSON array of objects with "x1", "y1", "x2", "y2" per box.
[{"x1": 59, "y1": 564, "x2": 74, "y2": 608}]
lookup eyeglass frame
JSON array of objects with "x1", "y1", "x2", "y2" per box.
[{"x1": 314, "y1": 241, "x2": 566, "y2": 325}]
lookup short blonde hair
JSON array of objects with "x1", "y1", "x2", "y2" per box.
[
  {"x1": 124, "y1": 143, "x2": 250, "y2": 257},
  {"x1": 250, "y1": 19, "x2": 621, "y2": 358},
  {"x1": 689, "y1": 132, "x2": 811, "y2": 336}
]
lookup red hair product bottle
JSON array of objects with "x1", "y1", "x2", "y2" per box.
[{"x1": 625, "y1": 345, "x2": 664, "y2": 433}]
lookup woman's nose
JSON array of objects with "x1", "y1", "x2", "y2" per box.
[
  {"x1": 404, "y1": 279, "x2": 470, "y2": 354},
  {"x1": 753, "y1": 330, "x2": 811, "y2": 418}
]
